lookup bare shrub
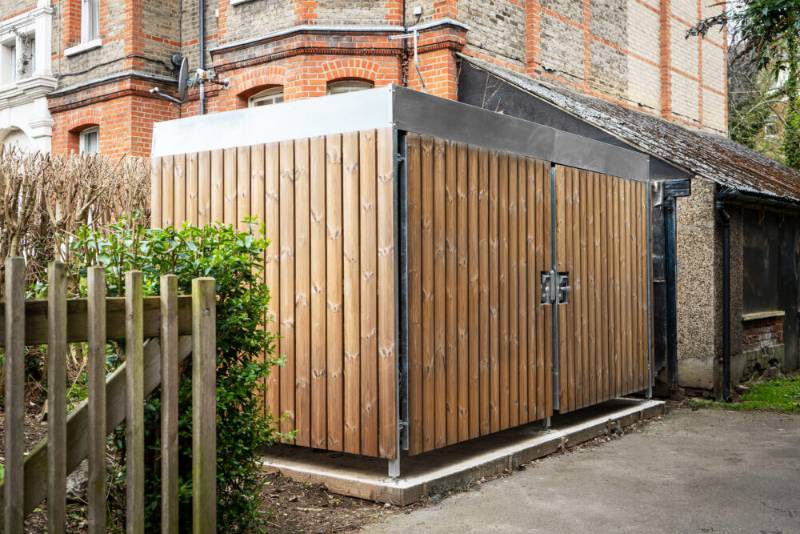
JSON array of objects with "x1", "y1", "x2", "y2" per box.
[
  {"x1": 0, "y1": 147, "x2": 150, "y2": 289},
  {"x1": 0, "y1": 148, "x2": 149, "y2": 400}
]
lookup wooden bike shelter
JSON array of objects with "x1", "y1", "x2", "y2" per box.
[{"x1": 151, "y1": 85, "x2": 654, "y2": 476}]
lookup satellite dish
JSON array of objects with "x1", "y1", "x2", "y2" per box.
[{"x1": 177, "y1": 57, "x2": 189, "y2": 101}]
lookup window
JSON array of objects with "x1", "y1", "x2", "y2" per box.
[
  {"x1": 327, "y1": 80, "x2": 373, "y2": 95},
  {"x1": 82, "y1": 0, "x2": 99, "y2": 43},
  {"x1": 18, "y1": 34, "x2": 33, "y2": 78},
  {"x1": 3, "y1": 42, "x2": 16, "y2": 83},
  {"x1": 249, "y1": 87, "x2": 284, "y2": 107},
  {"x1": 80, "y1": 127, "x2": 99, "y2": 155},
  {"x1": 6, "y1": 43, "x2": 17, "y2": 82}
]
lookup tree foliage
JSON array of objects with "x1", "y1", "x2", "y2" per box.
[
  {"x1": 689, "y1": 0, "x2": 800, "y2": 168},
  {"x1": 688, "y1": 0, "x2": 799, "y2": 70}
]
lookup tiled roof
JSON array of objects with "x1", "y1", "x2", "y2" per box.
[{"x1": 461, "y1": 56, "x2": 800, "y2": 202}]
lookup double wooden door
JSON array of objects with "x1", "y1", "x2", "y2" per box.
[
  {"x1": 404, "y1": 135, "x2": 652, "y2": 456},
  {"x1": 552, "y1": 165, "x2": 652, "y2": 414}
]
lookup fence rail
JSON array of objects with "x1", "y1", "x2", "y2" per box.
[{"x1": 0, "y1": 258, "x2": 217, "y2": 534}]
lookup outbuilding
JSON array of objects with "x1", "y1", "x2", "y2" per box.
[{"x1": 151, "y1": 85, "x2": 656, "y2": 475}]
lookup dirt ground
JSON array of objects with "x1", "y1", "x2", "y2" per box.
[{"x1": 257, "y1": 472, "x2": 399, "y2": 533}]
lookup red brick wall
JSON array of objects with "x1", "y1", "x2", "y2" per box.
[
  {"x1": 208, "y1": 25, "x2": 465, "y2": 109},
  {"x1": 742, "y1": 316, "x2": 784, "y2": 353},
  {"x1": 208, "y1": 54, "x2": 403, "y2": 110},
  {"x1": 61, "y1": 0, "x2": 82, "y2": 50},
  {"x1": 50, "y1": 78, "x2": 178, "y2": 158},
  {"x1": 42, "y1": 0, "x2": 725, "y2": 157}
]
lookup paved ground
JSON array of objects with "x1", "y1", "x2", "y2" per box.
[{"x1": 368, "y1": 408, "x2": 800, "y2": 533}]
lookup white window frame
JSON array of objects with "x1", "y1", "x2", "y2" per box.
[
  {"x1": 79, "y1": 126, "x2": 99, "y2": 155},
  {"x1": 5, "y1": 41, "x2": 16, "y2": 83},
  {"x1": 81, "y1": 0, "x2": 99, "y2": 43},
  {"x1": 327, "y1": 80, "x2": 373, "y2": 95},
  {"x1": 248, "y1": 87, "x2": 284, "y2": 107}
]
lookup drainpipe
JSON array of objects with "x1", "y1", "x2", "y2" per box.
[
  {"x1": 716, "y1": 196, "x2": 731, "y2": 401},
  {"x1": 663, "y1": 196, "x2": 679, "y2": 393},
  {"x1": 401, "y1": 0, "x2": 408, "y2": 86},
  {"x1": 199, "y1": 0, "x2": 206, "y2": 114}
]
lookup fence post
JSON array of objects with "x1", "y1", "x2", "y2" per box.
[
  {"x1": 47, "y1": 262, "x2": 68, "y2": 534},
  {"x1": 192, "y1": 277, "x2": 216, "y2": 534},
  {"x1": 126, "y1": 271, "x2": 145, "y2": 534},
  {"x1": 4, "y1": 257, "x2": 25, "y2": 534},
  {"x1": 160, "y1": 274, "x2": 179, "y2": 534},
  {"x1": 88, "y1": 266, "x2": 107, "y2": 534}
]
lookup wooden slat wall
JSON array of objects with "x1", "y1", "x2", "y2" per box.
[
  {"x1": 406, "y1": 134, "x2": 554, "y2": 456},
  {"x1": 555, "y1": 167, "x2": 650, "y2": 412},
  {"x1": 152, "y1": 132, "x2": 651, "y2": 459},
  {"x1": 151, "y1": 129, "x2": 397, "y2": 459}
]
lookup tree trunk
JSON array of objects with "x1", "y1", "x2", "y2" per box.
[{"x1": 784, "y1": 34, "x2": 800, "y2": 169}]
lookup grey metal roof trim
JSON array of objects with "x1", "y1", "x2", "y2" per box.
[{"x1": 460, "y1": 55, "x2": 800, "y2": 203}]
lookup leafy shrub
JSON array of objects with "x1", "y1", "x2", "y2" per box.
[{"x1": 70, "y1": 214, "x2": 280, "y2": 531}]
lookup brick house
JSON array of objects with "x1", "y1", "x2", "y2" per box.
[
  {"x1": 0, "y1": 0, "x2": 727, "y2": 156},
  {"x1": 1, "y1": 0, "x2": 798, "y2": 397}
]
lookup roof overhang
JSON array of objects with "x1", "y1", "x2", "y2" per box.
[
  {"x1": 457, "y1": 58, "x2": 688, "y2": 183},
  {"x1": 152, "y1": 85, "x2": 650, "y2": 181},
  {"x1": 457, "y1": 55, "x2": 800, "y2": 203}
]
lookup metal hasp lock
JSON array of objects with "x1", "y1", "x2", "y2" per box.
[{"x1": 557, "y1": 272, "x2": 570, "y2": 304}]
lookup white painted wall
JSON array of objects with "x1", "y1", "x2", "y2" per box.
[{"x1": 0, "y1": 2, "x2": 54, "y2": 153}]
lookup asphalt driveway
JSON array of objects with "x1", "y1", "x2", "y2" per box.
[{"x1": 368, "y1": 408, "x2": 800, "y2": 533}]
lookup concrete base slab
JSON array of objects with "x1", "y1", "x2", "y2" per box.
[{"x1": 260, "y1": 398, "x2": 666, "y2": 505}]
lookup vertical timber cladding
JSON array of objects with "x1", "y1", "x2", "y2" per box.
[
  {"x1": 405, "y1": 134, "x2": 554, "y2": 456},
  {"x1": 151, "y1": 129, "x2": 398, "y2": 459},
  {"x1": 554, "y1": 167, "x2": 651, "y2": 413}
]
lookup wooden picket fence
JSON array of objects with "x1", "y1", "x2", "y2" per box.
[{"x1": 0, "y1": 258, "x2": 217, "y2": 534}]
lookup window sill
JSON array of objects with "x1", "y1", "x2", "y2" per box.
[
  {"x1": 230, "y1": 0, "x2": 257, "y2": 5},
  {"x1": 741, "y1": 310, "x2": 785, "y2": 322},
  {"x1": 64, "y1": 38, "x2": 102, "y2": 57}
]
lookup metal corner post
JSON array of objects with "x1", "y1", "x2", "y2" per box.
[
  {"x1": 550, "y1": 163, "x2": 560, "y2": 412},
  {"x1": 646, "y1": 183, "x2": 654, "y2": 398},
  {"x1": 390, "y1": 127, "x2": 409, "y2": 479}
]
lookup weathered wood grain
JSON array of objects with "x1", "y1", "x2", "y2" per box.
[
  {"x1": 47, "y1": 263, "x2": 67, "y2": 534},
  {"x1": 4, "y1": 257, "x2": 25, "y2": 534},
  {"x1": 126, "y1": 271, "x2": 145, "y2": 534},
  {"x1": 160, "y1": 275, "x2": 179, "y2": 534},
  {"x1": 0, "y1": 296, "x2": 193, "y2": 347},
  {"x1": 192, "y1": 278, "x2": 217, "y2": 534},
  {"x1": 0, "y1": 337, "x2": 193, "y2": 525},
  {"x1": 87, "y1": 267, "x2": 106, "y2": 534}
]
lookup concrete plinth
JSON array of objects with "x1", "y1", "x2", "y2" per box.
[{"x1": 260, "y1": 398, "x2": 667, "y2": 505}]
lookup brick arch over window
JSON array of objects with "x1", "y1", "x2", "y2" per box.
[
  {"x1": 66, "y1": 112, "x2": 101, "y2": 134},
  {"x1": 238, "y1": 84, "x2": 285, "y2": 108},
  {"x1": 221, "y1": 65, "x2": 287, "y2": 110},
  {"x1": 322, "y1": 59, "x2": 382, "y2": 85},
  {"x1": 66, "y1": 115, "x2": 102, "y2": 154}
]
